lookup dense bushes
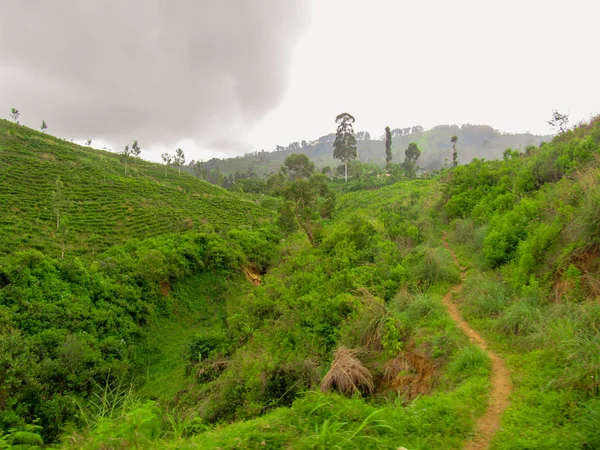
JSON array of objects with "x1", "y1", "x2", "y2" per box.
[
  {"x1": 0, "y1": 226, "x2": 280, "y2": 442},
  {"x1": 177, "y1": 182, "x2": 464, "y2": 426}
]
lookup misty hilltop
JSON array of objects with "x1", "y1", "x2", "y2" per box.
[{"x1": 200, "y1": 123, "x2": 549, "y2": 177}]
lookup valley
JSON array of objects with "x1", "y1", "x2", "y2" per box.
[{"x1": 1, "y1": 116, "x2": 599, "y2": 449}]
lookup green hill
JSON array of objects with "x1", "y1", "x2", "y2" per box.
[
  {"x1": 199, "y1": 124, "x2": 548, "y2": 178},
  {"x1": 0, "y1": 119, "x2": 272, "y2": 258},
  {"x1": 1, "y1": 114, "x2": 599, "y2": 449}
]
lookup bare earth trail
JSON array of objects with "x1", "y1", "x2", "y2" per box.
[{"x1": 442, "y1": 234, "x2": 512, "y2": 450}]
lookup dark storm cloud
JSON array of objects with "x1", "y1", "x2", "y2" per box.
[{"x1": 0, "y1": 1, "x2": 308, "y2": 153}]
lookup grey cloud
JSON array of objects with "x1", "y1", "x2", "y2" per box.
[{"x1": 0, "y1": 1, "x2": 308, "y2": 156}]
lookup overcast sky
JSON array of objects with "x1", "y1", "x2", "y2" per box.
[{"x1": 1, "y1": 0, "x2": 598, "y2": 162}]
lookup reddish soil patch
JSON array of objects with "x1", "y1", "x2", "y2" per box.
[
  {"x1": 244, "y1": 265, "x2": 261, "y2": 286},
  {"x1": 388, "y1": 351, "x2": 437, "y2": 399},
  {"x1": 159, "y1": 280, "x2": 171, "y2": 296}
]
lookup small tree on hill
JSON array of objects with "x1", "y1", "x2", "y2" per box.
[
  {"x1": 279, "y1": 173, "x2": 335, "y2": 245},
  {"x1": 58, "y1": 216, "x2": 70, "y2": 259},
  {"x1": 41, "y1": 121, "x2": 48, "y2": 133},
  {"x1": 281, "y1": 153, "x2": 315, "y2": 180},
  {"x1": 385, "y1": 126, "x2": 393, "y2": 166},
  {"x1": 89, "y1": 233, "x2": 101, "y2": 259},
  {"x1": 131, "y1": 140, "x2": 141, "y2": 162},
  {"x1": 548, "y1": 110, "x2": 569, "y2": 134},
  {"x1": 451, "y1": 135, "x2": 458, "y2": 167},
  {"x1": 403, "y1": 142, "x2": 421, "y2": 179},
  {"x1": 333, "y1": 112, "x2": 357, "y2": 182},
  {"x1": 161, "y1": 152, "x2": 172, "y2": 177},
  {"x1": 121, "y1": 144, "x2": 131, "y2": 176},
  {"x1": 174, "y1": 148, "x2": 185, "y2": 175},
  {"x1": 10, "y1": 108, "x2": 19, "y2": 124},
  {"x1": 86, "y1": 139, "x2": 92, "y2": 147},
  {"x1": 52, "y1": 176, "x2": 64, "y2": 231},
  {"x1": 193, "y1": 160, "x2": 205, "y2": 179}
]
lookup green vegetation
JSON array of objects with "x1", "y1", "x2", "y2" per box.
[
  {"x1": 333, "y1": 112, "x2": 358, "y2": 182},
  {"x1": 198, "y1": 123, "x2": 547, "y2": 180},
  {"x1": 0, "y1": 114, "x2": 598, "y2": 448},
  {"x1": 445, "y1": 116, "x2": 600, "y2": 448},
  {"x1": 0, "y1": 119, "x2": 272, "y2": 258}
]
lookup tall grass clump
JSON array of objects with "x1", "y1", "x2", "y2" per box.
[
  {"x1": 532, "y1": 302, "x2": 600, "y2": 396},
  {"x1": 577, "y1": 398, "x2": 600, "y2": 448},
  {"x1": 404, "y1": 245, "x2": 460, "y2": 291},
  {"x1": 462, "y1": 272, "x2": 512, "y2": 319},
  {"x1": 404, "y1": 293, "x2": 445, "y2": 322},
  {"x1": 575, "y1": 188, "x2": 600, "y2": 245},
  {"x1": 497, "y1": 297, "x2": 543, "y2": 336},
  {"x1": 448, "y1": 345, "x2": 490, "y2": 380}
]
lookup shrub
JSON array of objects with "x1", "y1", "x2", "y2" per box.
[
  {"x1": 462, "y1": 274, "x2": 511, "y2": 319},
  {"x1": 188, "y1": 331, "x2": 229, "y2": 363}
]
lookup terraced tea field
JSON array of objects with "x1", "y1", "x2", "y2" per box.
[{"x1": 0, "y1": 120, "x2": 272, "y2": 258}]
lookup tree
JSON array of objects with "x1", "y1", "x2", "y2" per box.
[
  {"x1": 58, "y1": 216, "x2": 70, "y2": 259},
  {"x1": 385, "y1": 126, "x2": 393, "y2": 166},
  {"x1": 9, "y1": 108, "x2": 19, "y2": 124},
  {"x1": 89, "y1": 233, "x2": 101, "y2": 259},
  {"x1": 131, "y1": 140, "x2": 141, "y2": 162},
  {"x1": 52, "y1": 176, "x2": 64, "y2": 231},
  {"x1": 451, "y1": 135, "x2": 458, "y2": 167},
  {"x1": 281, "y1": 153, "x2": 315, "y2": 180},
  {"x1": 266, "y1": 172, "x2": 287, "y2": 197},
  {"x1": 403, "y1": 142, "x2": 421, "y2": 179},
  {"x1": 280, "y1": 174, "x2": 335, "y2": 245},
  {"x1": 193, "y1": 160, "x2": 205, "y2": 179},
  {"x1": 548, "y1": 110, "x2": 569, "y2": 134},
  {"x1": 174, "y1": 148, "x2": 185, "y2": 175},
  {"x1": 85, "y1": 139, "x2": 92, "y2": 146},
  {"x1": 121, "y1": 144, "x2": 131, "y2": 176},
  {"x1": 333, "y1": 112, "x2": 357, "y2": 182},
  {"x1": 40, "y1": 121, "x2": 48, "y2": 133},
  {"x1": 161, "y1": 152, "x2": 172, "y2": 177}
]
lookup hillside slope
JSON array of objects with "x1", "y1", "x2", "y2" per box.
[{"x1": 0, "y1": 120, "x2": 272, "y2": 258}]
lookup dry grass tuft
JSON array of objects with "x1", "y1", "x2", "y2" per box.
[
  {"x1": 383, "y1": 354, "x2": 412, "y2": 382},
  {"x1": 320, "y1": 347, "x2": 374, "y2": 396},
  {"x1": 354, "y1": 288, "x2": 388, "y2": 351},
  {"x1": 244, "y1": 265, "x2": 262, "y2": 286}
]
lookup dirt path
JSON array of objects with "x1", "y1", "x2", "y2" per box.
[{"x1": 442, "y1": 235, "x2": 511, "y2": 450}]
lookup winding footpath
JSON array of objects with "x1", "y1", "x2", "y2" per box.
[{"x1": 442, "y1": 235, "x2": 512, "y2": 450}]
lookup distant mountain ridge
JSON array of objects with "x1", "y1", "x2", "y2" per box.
[{"x1": 200, "y1": 124, "x2": 549, "y2": 177}]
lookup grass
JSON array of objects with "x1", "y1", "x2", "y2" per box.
[
  {"x1": 0, "y1": 119, "x2": 272, "y2": 259},
  {"x1": 59, "y1": 245, "x2": 493, "y2": 449},
  {"x1": 136, "y1": 273, "x2": 249, "y2": 402},
  {"x1": 320, "y1": 347, "x2": 374, "y2": 396},
  {"x1": 454, "y1": 263, "x2": 600, "y2": 449}
]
